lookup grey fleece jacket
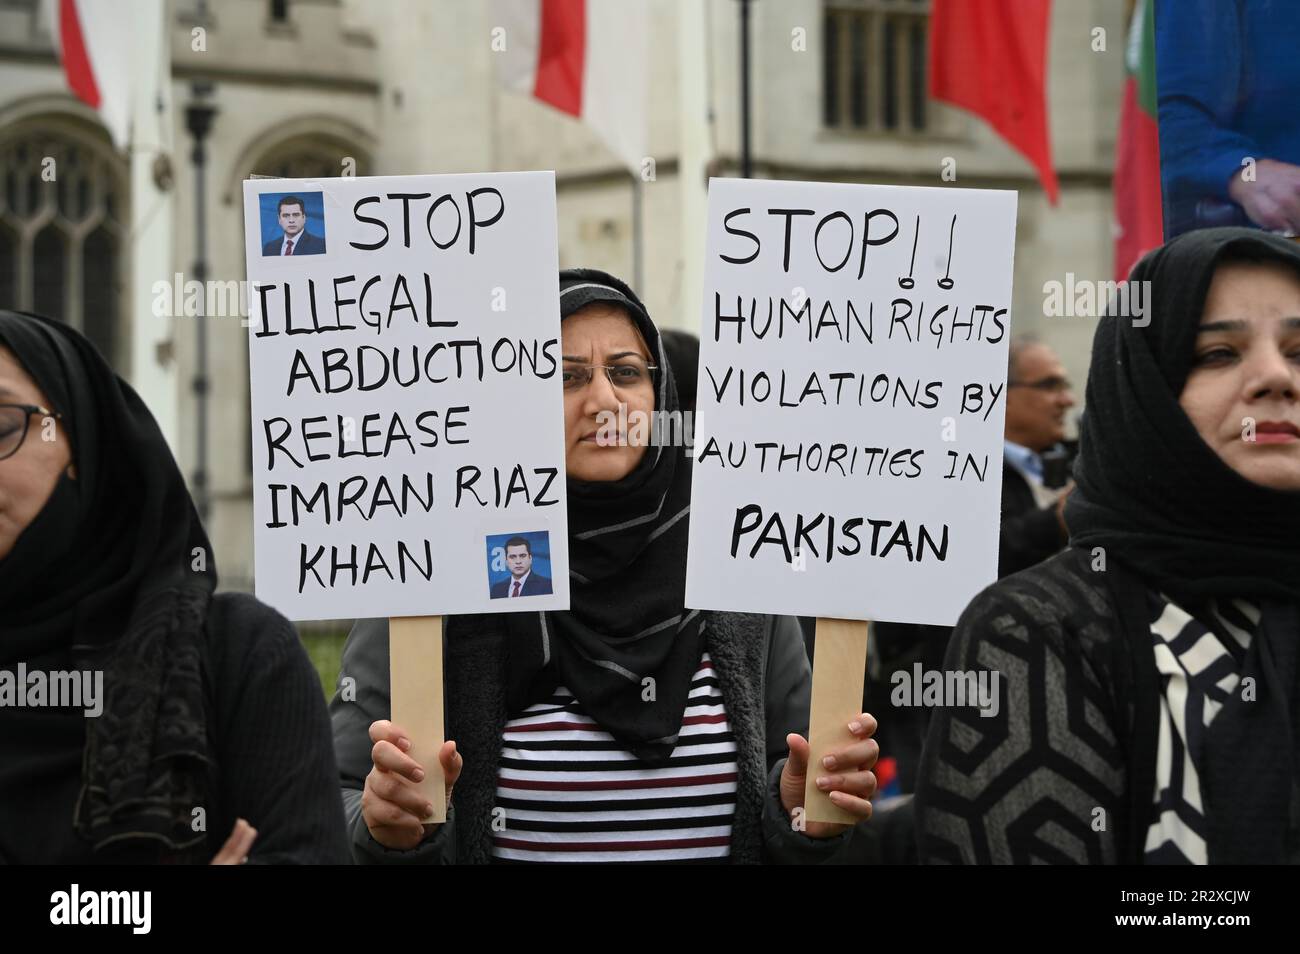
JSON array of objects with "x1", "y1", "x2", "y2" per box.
[{"x1": 330, "y1": 611, "x2": 877, "y2": 864}]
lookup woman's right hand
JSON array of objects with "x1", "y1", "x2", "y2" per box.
[{"x1": 362, "y1": 720, "x2": 462, "y2": 850}]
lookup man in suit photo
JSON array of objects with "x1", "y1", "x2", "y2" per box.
[
  {"x1": 489, "y1": 536, "x2": 553, "y2": 599},
  {"x1": 262, "y1": 195, "x2": 327, "y2": 256}
]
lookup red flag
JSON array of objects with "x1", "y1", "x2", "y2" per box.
[
  {"x1": 57, "y1": 0, "x2": 101, "y2": 108},
  {"x1": 930, "y1": 0, "x2": 1059, "y2": 205},
  {"x1": 532, "y1": 0, "x2": 586, "y2": 116},
  {"x1": 1113, "y1": 0, "x2": 1162, "y2": 279}
]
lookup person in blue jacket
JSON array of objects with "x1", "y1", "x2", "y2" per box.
[{"x1": 1157, "y1": 0, "x2": 1300, "y2": 237}]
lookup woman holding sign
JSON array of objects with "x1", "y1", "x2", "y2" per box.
[
  {"x1": 0, "y1": 310, "x2": 349, "y2": 864},
  {"x1": 916, "y1": 228, "x2": 1300, "y2": 864},
  {"x1": 332, "y1": 269, "x2": 882, "y2": 863}
]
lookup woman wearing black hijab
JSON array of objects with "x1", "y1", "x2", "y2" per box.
[
  {"x1": 915, "y1": 228, "x2": 1300, "y2": 864},
  {"x1": 0, "y1": 310, "x2": 349, "y2": 864},
  {"x1": 331, "y1": 269, "x2": 882, "y2": 863}
]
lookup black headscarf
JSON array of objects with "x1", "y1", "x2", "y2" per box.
[
  {"x1": 485, "y1": 268, "x2": 702, "y2": 765},
  {"x1": 1063, "y1": 229, "x2": 1300, "y2": 864},
  {"x1": 0, "y1": 310, "x2": 215, "y2": 856},
  {"x1": 1066, "y1": 227, "x2": 1300, "y2": 603}
]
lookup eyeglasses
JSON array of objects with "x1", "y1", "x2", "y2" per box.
[
  {"x1": 0, "y1": 404, "x2": 61, "y2": 461},
  {"x1": 562, "y1": 359, "x2": 657, "y2": 393},
  {"x1": 1008, "y1": 376, "x2": 1073, "y2": 394}
]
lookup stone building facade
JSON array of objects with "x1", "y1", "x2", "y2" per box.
[{"x1": 0, "y1": 0, "x2": 1126, "y2": 590}]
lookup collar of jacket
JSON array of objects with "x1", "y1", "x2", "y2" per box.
[{"x1": 443, "y1": 610, "x2": 771, "y2": 864}]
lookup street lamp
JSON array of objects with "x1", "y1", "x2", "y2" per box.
[
  {"x1": 739, "y1": 0, "x2": 753, "y2": 178},
  {"x1": 184, "y1": 80, "x2": 217, "y2": 524}
]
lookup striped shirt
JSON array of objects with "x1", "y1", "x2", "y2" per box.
[
  {"x1": 491, "y1": 653, "x2": 738, "y2": 863},
  {"x1": 1146, "y1": 595, "x2": 1258, "y2": 864}
]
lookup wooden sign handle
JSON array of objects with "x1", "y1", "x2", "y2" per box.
[
  {"x1": 802, "y1": 617, "x2": 870, "y2": 826},
  {"x1": 389, "y1": 615, "x2": 447, "y2": 824}
]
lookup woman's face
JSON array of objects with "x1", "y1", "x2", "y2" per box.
[
  {"x1": 1180, "y1": 261, "x2": 1300, "y2": 491},
  {"x1": 561, "y1": 304, "x2": 656, "y2": 482},
  {"x1": 0, "y1": 346, "x2": 71, "y2": 560}
]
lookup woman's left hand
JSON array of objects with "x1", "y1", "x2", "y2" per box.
[{"x1": 779, "y1": 713, "x2": 879, "y2": 838}]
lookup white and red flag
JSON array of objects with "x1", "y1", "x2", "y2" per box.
[
  {"x1": 43, "y1": 0, "x2": 165, "y2": 151},
  {"x1": 493, "y1": 0, "x2": 650, "y2": 172}
]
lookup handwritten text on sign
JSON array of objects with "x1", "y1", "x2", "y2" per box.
[
  {"x1": 243, "y1": 171, "x2": 568, "y2": 621},
  {"x1": 685, "y1": 180, "x2": 1017, "y2": 626}
]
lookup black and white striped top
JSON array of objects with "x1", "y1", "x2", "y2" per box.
[
  {"x1": 1146, "y1": 594, "x2": 1258, "y2": 864},
  {"x1": 491, "y1": 653, "x2": 738, "y2": 863}
]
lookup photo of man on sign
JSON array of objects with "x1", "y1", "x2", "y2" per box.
[
  {"x1": 487, "y1": 533, "x2": 554, "y2": 599},
  {"x1": 260, "y1": 193, "x2": 327, "y2": 257}
]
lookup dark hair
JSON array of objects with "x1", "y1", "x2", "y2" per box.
[
  {"x1": 503, "y1": 536, "x2": 531, "y2": 555},
  {"x1": 277, "y1": 195, "x2": 305, "y2": 214},
  {"x1": 1007, "y1": 333, "x2": 1044, "y2": 383}
]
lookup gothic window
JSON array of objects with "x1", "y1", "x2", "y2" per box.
[
  {"x1": 824, "y1": 0, "x2": 931, "y2": 134},
  {"x1": 0, "y1": 129, "x2": 128, "y2": 369}
]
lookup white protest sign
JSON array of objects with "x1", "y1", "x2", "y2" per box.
[
  {"x1": 243, "y1": 171, "x2": 568, "y2": 621},
  {"x1": 685, "y1": 179, "x2": 1017, "y2": 627}
]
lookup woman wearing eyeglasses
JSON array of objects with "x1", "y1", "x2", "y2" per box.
[
  {"x1": 915, "y1": 228, "x2": 1300, "y2": 864},
  {"x1": 331, "y1": 268, "x2": 881, "y2": 863},
  {"x1": 0, "y1": 310, "x2": 349, "y2": 864}
]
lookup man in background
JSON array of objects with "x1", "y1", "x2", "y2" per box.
[
  {"x1": 1000, "y1": 335, "x2": 1076, "y2": 577},
  {"x1": 859, "y1": 336, "x2": 1077, "y2": 821}
]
